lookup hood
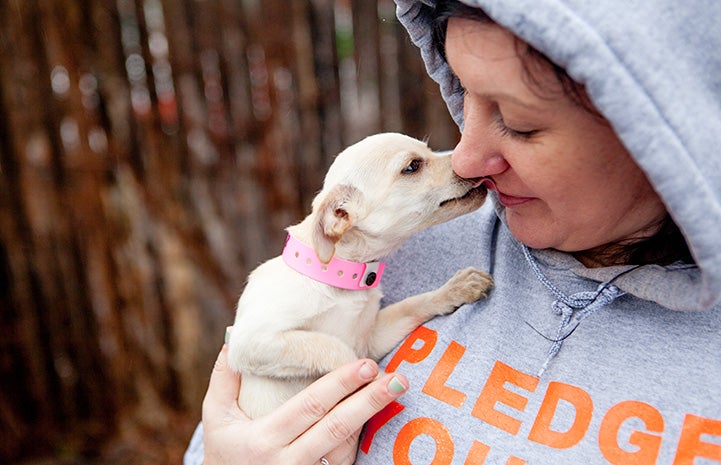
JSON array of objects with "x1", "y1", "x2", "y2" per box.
[{"x1": 395, "y1": 0, "x2": 721, "y2": 310}]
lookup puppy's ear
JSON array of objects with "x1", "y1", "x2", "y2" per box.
[{"x1": 312, "y1": 184, "x2": 361, "y2": 263}]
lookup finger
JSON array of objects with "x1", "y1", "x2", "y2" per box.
[
  {"x1": 322, "y1": 429, "x2": 362, "y2": 465},
  {"x1": 263, "y1": 359, "x2": 379, "y2": 445},
  {"x1": 293, "y1": 372, "x2": 408, "y2": 463},
  {"x1": 202, "y1": 344, "x2": 243, "y2": 429}
]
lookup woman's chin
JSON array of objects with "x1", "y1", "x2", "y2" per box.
[{"x1": 506, "y1": 214, "x2": 554, "y2": 250}]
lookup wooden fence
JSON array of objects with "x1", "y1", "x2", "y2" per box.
[{"x1": 0, "y1": 0, "x2": 458, "y2": 462}]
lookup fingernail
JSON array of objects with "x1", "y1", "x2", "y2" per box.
[
  {"x1": 388, "y1": 376, "x2": 408, "y2": 395},
  {"x1": 224, "y1": 326, "x2": 233, "y2": 344},
  {"x1": 359, "y1": 361, "x2": 376, "y2": 380}
]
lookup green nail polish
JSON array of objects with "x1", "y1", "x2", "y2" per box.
[
  {"x1": 224, "y1": 326, "x2": 233, "y2": 344},
  {"x1": 389, "y1": 376, "x2": 407, "y2": 394}
]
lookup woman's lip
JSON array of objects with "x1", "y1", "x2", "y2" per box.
[
  {"x1": 496, "y1": 191, "x2": 535, "y2": 207},
  {"x1": 472, "y1": 178, "x2": 535, "y2": 207}
]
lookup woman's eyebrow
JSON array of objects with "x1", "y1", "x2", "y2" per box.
[
  {"x1": 479, "y1": 92, "x2": 546, "y2": 111},
  {"x1": 455, "y1": 77, "x2": 546, "y2": 112},
  {"x1": 447, "y1": 56, "x2": 551, "y2": 112}
]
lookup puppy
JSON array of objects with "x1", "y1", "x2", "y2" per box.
[{"x1": 227, "y1": 133, "x2": 493, "y2": 418}]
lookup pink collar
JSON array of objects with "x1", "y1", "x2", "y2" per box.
[{"x1": 282, "y1": 234, "x2": 385, "y2": 290}]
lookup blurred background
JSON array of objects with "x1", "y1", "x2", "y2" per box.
[{"x1": 0, "y1": 0, "x2": 458, "y2": 463}]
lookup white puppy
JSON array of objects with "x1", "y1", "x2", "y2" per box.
[{"x1": 227, "y1": 133, "x2": 492, "y2": 418}]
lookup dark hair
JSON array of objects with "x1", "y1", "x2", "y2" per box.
[{"x1": 430, "y1": 0, "x2": 693, "y2": 266}]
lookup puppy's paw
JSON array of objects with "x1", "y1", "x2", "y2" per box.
[
  {"x1": 436, "y1": 267, "x2": 493, "y2": 313},
  {"x1": 307, "y1": 345, "x2": 359, "y2": 378},
  {"x1": 226, "y1": 339, "x2": 244, "y2": 374}
]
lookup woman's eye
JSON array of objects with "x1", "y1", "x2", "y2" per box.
[
  {"x1": 493, "y1": 112, "x2": 539, "y2": 140},
  {"x1": 401, "y1": 159, "x2": 423, "y2": 174},
  {"x1": 499, "y1": 125, "x2": 539, "y2": 139}
]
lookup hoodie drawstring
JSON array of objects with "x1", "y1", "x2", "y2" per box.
[{"x1": 522, "y1": 245, "x2": 625, "y2": 376}]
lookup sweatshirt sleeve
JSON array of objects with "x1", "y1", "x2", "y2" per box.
[{"x1": 182, "y1": 423, "x2": 205, "y2": 465}]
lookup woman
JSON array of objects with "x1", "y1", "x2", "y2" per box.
[{"x1": 185, "y1": 0, "x2": 721, "y2": 463}]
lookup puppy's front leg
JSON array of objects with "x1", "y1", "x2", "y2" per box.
[{"x1": 368, "y1": 267, "x2": 493, "y2": 359}]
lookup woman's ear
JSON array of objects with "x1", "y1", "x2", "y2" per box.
[{"x1": 311, "y1": 184, "x2": 361, "y2": 263}]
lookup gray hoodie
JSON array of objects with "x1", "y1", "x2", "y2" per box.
[
  {"x1": 354, "y1": 1, "x2": 721, "y2": 464},
  {"x1": 184, "y1": 1, "x2": 721, "y2": 463}
]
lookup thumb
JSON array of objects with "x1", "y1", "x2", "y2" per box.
[{"x1": 202, "y1": 343, "x2": 243, "y2": 429}]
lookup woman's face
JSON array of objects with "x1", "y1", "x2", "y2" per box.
[{"x1": 446, "y1": 18, "x2": 667, "y2": 261}]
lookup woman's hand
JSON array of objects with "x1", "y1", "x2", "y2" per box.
[{"x1": 202, "y1": 344, "x2": 408, "y2": 465}]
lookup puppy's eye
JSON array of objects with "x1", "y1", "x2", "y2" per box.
[{"x1": 401, "y1": 159, "x2": 423, "y2": 174}]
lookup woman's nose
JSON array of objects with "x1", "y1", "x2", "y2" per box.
[{"x1": 451, "y1": 127, "x2": 509, "y2": 179}]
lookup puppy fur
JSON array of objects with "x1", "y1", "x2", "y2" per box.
[{"x1": 227, "y1": 133, "x2": 493, "y2": 418}]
